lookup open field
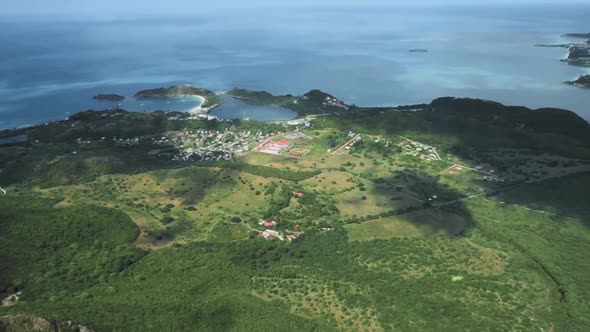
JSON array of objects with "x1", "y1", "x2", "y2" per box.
[
  {"x1": 345, "y1": 208, "x2": 469, "y2": 240},
  {"x1": 38, "y1": 166, "x2": 281, "y2": 246}
]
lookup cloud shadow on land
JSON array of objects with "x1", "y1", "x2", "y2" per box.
[{"x1": 345, "y1": 171, "x2": 475, "y2": 238}]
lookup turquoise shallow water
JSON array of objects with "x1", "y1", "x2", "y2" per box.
[{"x1": 0, "y1": 4, "x2": 589, "y2": 129}]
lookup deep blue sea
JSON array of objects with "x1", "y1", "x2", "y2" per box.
[{"x1": 0, "y1": 3, "x2": 589, "y2": 129}]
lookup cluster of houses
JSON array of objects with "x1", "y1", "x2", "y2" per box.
[
  {"x1": 74, "y1": 136, "x2": 144, "y2": 146},
  {"x1": 71, "y1": 127, "x2": 312, "y2": 162},
  {"x1": 152, "y1": 136, "x2": 176, "y2": 145},
  {"x1": 332, "y1": 132, "x2": 362, "y2": 154},
  {"x1": 260, "y1": 229, "x2": 301, "y2": 242},
  {"x1": 446, "y1": 164, "x2": 464, "y2": 175},
  {"x1": 399, "y1": 140, "x2": 440, "y2": 160},
  {"x1": 345, "y1": 134, "x2": 362, "y2": 151},
  {"x1": 286, "y1": 119, "x2": 313, "y2": 128},
  {"x1": 482, "y1": 175, "x2": 505, "y2": 182},
  {"x1": 257, "y1": 219, "x2": 303, "y2": 242},
  {"x1": 322, "y1": 96, "x2": 348, "y2": 109},
  {"x1": 172, "y1": 129, "x2": 271, "y2": 161},
  {"x1": 167, "y1": 114, "x2": 232, "y2": 122}
]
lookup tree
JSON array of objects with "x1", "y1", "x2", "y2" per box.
[{"x1": 161, "y1": 216, "x2": 174, "y2": 225}]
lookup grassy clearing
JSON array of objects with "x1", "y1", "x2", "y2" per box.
[
  {"x1": 38, "y1": 166, "x2": 277, "y2": 245},
  {"x1": 345, "y1": 208, "x2": 468, "y2": 240}
]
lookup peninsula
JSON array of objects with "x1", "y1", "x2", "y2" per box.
[
  {"x1": 565, "y1": 75, "x2": 590, "y2": 88},
  {"x1": 537, "y1": 33, "x2": 590, "y2": 88},
  {"x1": 134, "y1": 84, "x2": 223, "y2": 110},
  {"x1": 562, "y1": 44, "x2": 590, "y2": 67},
  {"x1": 536, "y1": 33, "x2": 590, "y2": 67},
  {"x1": 226, "y1": 87, "x2": 349, "y2": 115}
]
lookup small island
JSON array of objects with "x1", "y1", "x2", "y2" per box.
[
  {"x1": 565, "y1": 75, "x2": 590, "y2": 88},
  {"x1": 93, "y1": 94, "x2": 125, "y2": 101}
]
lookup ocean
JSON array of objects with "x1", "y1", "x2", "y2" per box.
[{"x1": 0, "y1": 3, "x2": 589, "y2": 129}]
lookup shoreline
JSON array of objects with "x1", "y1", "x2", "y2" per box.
[
  {"x1": 188, "y1": 95, "x2": 206, "y2": 114},
  {"x1": 2, "y1": 82, "x2": 590, "y2": 132},
  {"x1": 189, "y1": 95, "x2": 224, "y2": 115}
]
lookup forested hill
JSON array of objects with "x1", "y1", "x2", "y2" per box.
[
  {"x1": 430, "y1": 97, "x2": 590, "y2": 142},
  {"x1": 134, "y1": 85, "x2": 215, "y2": 98}
]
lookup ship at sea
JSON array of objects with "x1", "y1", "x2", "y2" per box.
[{"x1": 409, "y1": 48, "x2": 428, "y2": 52}]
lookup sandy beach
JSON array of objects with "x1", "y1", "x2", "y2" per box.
[{"x1": 189, "y1": 95, "x2": 206, "y2": 114}]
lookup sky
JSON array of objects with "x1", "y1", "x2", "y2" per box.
[{"x1": 0, "y1": 0, "x2": 584, "y2": 19}]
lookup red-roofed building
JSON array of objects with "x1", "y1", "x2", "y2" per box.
[
  {"x1": 276, "y1": 140, "x2": 292, "y2": 146},
  {"x1": 293, "y1": 192, "x2": 304, "y2": 198},
  {"x1": 263, "y1": 220, "x2": 277, "y2": 227},
  {"x1": 259, "y1": 140, "x2": 293, "y2": 154}
]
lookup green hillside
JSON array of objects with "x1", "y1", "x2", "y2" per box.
[{"x1": 1, "y1": 91, "x2": 590, "y2": 331}]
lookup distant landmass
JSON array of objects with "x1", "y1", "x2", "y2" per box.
[
  {"x1": 562, "y1": 33, "x2": 590, "y2": 39},
  {"x1": 565, "y1": 75, "x2": 590, "y2": 89},
  {"x1": 537, "y1": 33, "x2": 590, "y2": 88},
  {"x1": 93, "y1": 94, "x2": 125, "y2": 101},
  {"x1": 536, "y1": 33, "x2": 590, "y2": 67},
  {"x1": 562, "y1": 44, "x2": 590, "y2": 67}
]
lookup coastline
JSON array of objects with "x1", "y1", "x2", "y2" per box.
[
  {"x1": 189, "y1": 95, "x2": 224, "y2": 115},
  {"x1": 189, "y1": 95, "x2": 206, "y2": 114}
]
